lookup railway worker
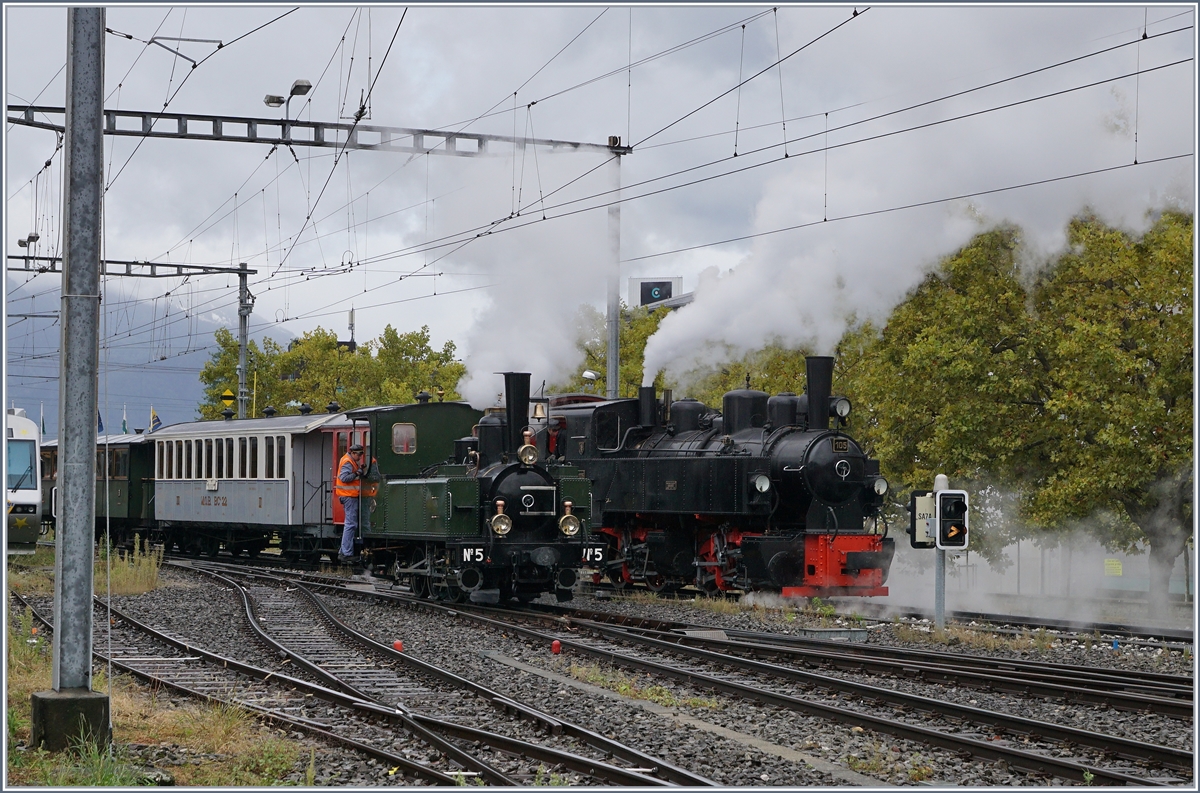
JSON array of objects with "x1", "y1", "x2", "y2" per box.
[{"x1": 335, "y1": 444, "x2": 373, "y2": 562}]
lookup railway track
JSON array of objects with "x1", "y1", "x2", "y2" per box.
[
  {"x1": 532, "y1": 606, "x2": 1193, "y2": 714},
  {"x1": 240, "y1": 569, "x2": 1190, "y2": 786},
  {"x1": 12, "y1": 580, "x2": 710, "y2": 786},
  {"x1": 849, "y1": 604, "x2": 1194, "y2": 646},
  {"x1": 197, "y1": 565, "x2": 711, "y2": 787}
]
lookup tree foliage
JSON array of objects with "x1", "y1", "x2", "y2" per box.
[
  {"x1": 840, "y1": 214, "x2": 1193, "y2": 595},
  {"x1": 197, "y1": 325, "x2": 466, "y2": 419}
]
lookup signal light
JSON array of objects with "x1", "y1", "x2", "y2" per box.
[{"x1": 934, "y1": 490, "x2": 969, "y2": 550}]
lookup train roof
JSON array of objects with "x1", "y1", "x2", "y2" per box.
[
  {"x1": 343, "y1": 401, "x2": 474, "y2": 419},
  {"x1": 43, "y1": 432, "x2": 151, "y2": 448},
  {"x1": 146, "y1": 413, "x2": 347, "y2": 438}
]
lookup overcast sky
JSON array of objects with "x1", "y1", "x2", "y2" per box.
[{"x1": 4, "y1": 4, "x2": 1195, "y2": 433}]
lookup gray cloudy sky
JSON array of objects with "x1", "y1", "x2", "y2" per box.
[{"x1": 4, "y1": 4, "x2": 1195, "y2": 432}]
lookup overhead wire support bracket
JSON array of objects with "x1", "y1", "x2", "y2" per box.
[
  {"x1": 146, "y1": 36, "x2": 224, "y2": 66},
  {"x1": 6, "y1": 254, "x2": 257, "y2": 279},
  {"x1": 7, "y1": 105, "x2": 634, "y2": 158}
]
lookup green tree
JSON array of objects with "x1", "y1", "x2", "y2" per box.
[
  {"x1": 1025, "y1": 212, "x2": 1193, "y2": 602},
  {"x1": 374, "y1": 324, "x2": 466, "y2": 404},
  {"x1": 840, "y1": 215, "x2": 1193, "y2": 593},
  {"x1": 838, "y1": 227, "x2": 1044, "y2": 561},
  {"x1": 198, "y1": 324, "x2": 468, "y2": 417},
  {"x1": 197, "y1": 328, "x2": 287, "y2": 420}
]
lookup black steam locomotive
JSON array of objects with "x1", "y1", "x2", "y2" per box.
[{"x1": 544, "y1": 356, "x2": 895, "y2": 596}]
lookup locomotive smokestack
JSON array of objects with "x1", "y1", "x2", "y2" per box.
[
  {"x1": 502, "y1": 372, "x2": 531, "y2": 453},
  {"x1": 806, "y1": 356, "x2": 834, "y2": 431},
  {"x1": 639, "y1": 386, "x2": 657, "y2": 427}
]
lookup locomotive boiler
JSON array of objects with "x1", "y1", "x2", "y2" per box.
[{"x1": 548, "y1": 356, "x2": 895, "y2": 597}]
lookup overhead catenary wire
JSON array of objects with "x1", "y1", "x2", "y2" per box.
[{"x1": 11, "y1": 11, "x2": 1190, "y2": 383}]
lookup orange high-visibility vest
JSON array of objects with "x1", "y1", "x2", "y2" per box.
[
  {"x1": 334, "y1": 453, "x2": 361, "y2": 498},
  {"x1": 335, "y1": 454, "x2": 379, "y2": 498}
]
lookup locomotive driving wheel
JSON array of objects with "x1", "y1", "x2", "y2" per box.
[{"x1": 407, "y1": 548, "x2": 431, "y2": 599}]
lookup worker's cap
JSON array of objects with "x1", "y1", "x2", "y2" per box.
[{"x1": 349, "y1": 444, "x2": 364, "y2": 452}]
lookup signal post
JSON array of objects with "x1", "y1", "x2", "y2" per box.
[{"x1": 908, "y1": 474, "x2": 969, "y2": 630}]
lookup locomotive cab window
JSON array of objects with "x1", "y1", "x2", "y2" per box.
[
  {"x1": 392, "y1": 423, "x2": 416, "y2": 454},
  {"x1": 595, "y1": 412, "x2": 620, "y2": 451}
]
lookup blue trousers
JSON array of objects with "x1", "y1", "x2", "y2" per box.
[{"x1": 339, "y1": 496, "x2": 359, "y2": 557}]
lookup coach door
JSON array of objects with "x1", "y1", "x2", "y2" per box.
[{"x1": 330, "y1": 427, "x2": 370, "y2": 525}]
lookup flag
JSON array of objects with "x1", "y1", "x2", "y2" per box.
[
  {"x1": 97, "y1": 409, "x2": 104, "y2": 434},
  {"x1": 150, "y1": 407, "x2": 162, "y2": 432},
  {"x1": 121, "y1": 405, "x2": 128, "y2": 434},
  {"x1": 40, "y1": 402, "x2": 45, "y2": 435}
]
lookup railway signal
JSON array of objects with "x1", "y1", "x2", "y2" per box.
[
  {"x1": 934, "y1": 490, "x2": 969, "y2": 550},
  {"x1": 906, "y1": 490, "x2": 936, "y2": 549}
]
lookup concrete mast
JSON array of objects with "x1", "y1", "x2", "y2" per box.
[{"x1": 32, "y1": 5, "x2": 110, "y2": 751}]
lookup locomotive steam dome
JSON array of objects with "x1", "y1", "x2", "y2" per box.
[
  {"x1": 671, "y1": 398, "x2": 705, "y2": 432},
  {"x1": 722, "y1": 389, "x2": 769, "y2": 433},
  {"x1": 803, "y1": 433, "x2": 867, "y2": 505}
]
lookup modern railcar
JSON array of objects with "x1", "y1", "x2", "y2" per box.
[{"x1": 6, "y1": 407, "x2": 42, "y2": 554}]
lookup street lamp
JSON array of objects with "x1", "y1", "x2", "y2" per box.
[{"x1": 263, "y1": 79, "x2": 312, "y2": 120}]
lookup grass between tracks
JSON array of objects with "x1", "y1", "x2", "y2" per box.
[
  {"x1": 6, "y1": 533, "x2": 162, "y2": 597},
  {"x1": 567, "y1": 661, "x2": 721, "y2": 709},
  {"x1": 6, "y1": 553, "x2": 313, "y2": 786}
]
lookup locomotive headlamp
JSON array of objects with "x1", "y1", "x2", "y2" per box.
[
  {"x1": 752, "y1": 474, "x2": 771, "y2": 493},
  {"x1": 558, "y1": 501, "x2": 582, "y2": 536},
  {"x1": 872, "y1": 477, "x2": 889, "y2": 496},
  {"x1": 490, "y1": 499, "x2": 513, "y2": 536},
  {"x1": 517, "y1": 444, "x2": 539, "y2": 466},
  {"x1": 830, "y1": 397, "x2": 852, "y2": 419}
]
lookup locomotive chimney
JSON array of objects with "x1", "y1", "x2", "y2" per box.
[
  {"x1": 502, "y1": 372, "x2": 531, "y2": 453},
  {"x1": 638, "y1": 386, "x2": 657, "y2": 427},
  {"x1": 805, "y1": 356, "x2": 834, "y2": 431}
]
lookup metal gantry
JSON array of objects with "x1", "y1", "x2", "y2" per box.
[{"x1": 8, "y1": 105, "x2": 633, "y2": 396}]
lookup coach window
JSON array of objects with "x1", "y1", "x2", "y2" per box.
[
  {"x1": 204, "y1": 439, "x2": 213, "y2": 478},
  {"x1": 250, "y1": 436, "x2": 259, "y2": 478},
  {"x1": 391, "y1": 423, "x2": 417, "y2": 454},
  {"x1": 238, "y1": 437, "x2": 248, "y2": 478},
  {"x1": 112, "y1": 448, "x2": 129, "y2": 479},
  {"x1": 96, "y1": 450, "x2": 105, "y2": 479},
  {"x1": 276, "y1": 436, "x2": 286, "y2": 478},
  {"x1": 174, "y1": 440, "x2": 183, "y2": 480},
  {"x1": 264, "y1": 437, "x2": 274, "y2": 478},
  {"x1": 225, "y1": 438, "x2": 234, "y2": 478},
  {"x1": 41, "y1": 449, "x2": 56, "y2": 481},
  {"x1": 156, "y1": 442, "x2": 164, "y2": 479},
  {"x1": 185, "y1": 440, "x2": 193, "y2": 479},
  {"x1": 213, "y1": 439, "x2": 222, "y2": 479}
]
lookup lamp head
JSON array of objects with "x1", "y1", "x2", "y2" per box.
[
  {"x1": 289, "y1": 79, "x2": 312, "y2": 97},
  {"x1": 263, "y1": 94, "x2": 286, "y2": 108}
]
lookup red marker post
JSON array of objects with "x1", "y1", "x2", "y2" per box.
[
  {"x1": 551, "y1": 640, "x2": 561, "y2": 655},
  {"x1": 393, "y1": 640, "x2": 404, "y2": 652}
]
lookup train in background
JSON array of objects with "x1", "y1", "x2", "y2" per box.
[
  {"x1": 538, "y1": 356, "x2": 895, "y2": 597},
  {"x1": 6, "y1": 407, "x2": 42, "y2": 554},
  {"x1": 37, "y1": 374, "x2": 601, "y2": 603}
]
